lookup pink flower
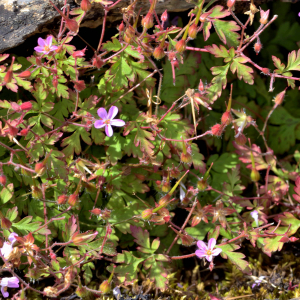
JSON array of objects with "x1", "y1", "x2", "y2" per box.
[
  {"x1": 195, "y1": 238, "x2": 222, "y2": 262},
  {"x1": 34, "y1": 36, "x2": 58, "y2": 55},
  {"x1": 94, "y1": 106, "x2": 125, "y2": 137},
  {"x1": 0, "y1": 233, "x2": 18, "y2": 260},
  {"x1": 0, "y1": 277, "x2": 19, "y2": 298},
  {"x1": 250, "y1": 210, "x2": 259, "y2": 227}
]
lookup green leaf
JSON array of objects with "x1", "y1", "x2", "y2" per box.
[
  {"x1": 12, "y1": 216, "x2": 41, "y2": 233},
  {"x1": 82, "y1": 237, "x2": 117, "y2": 256},
  {"x1": 218, "y1": 243, "x2": 251, "y2": 274},
  {"x1": 82, "y1": 262, "x2": 94, "y2": 285},
  {"x1": 230, "y1": 57, "x2": 254, "y2": 85},
  {"x1": 102, "y1": 37, "x2": 122, "y2": 52},
  {"x1": 285, "y1": 49, "x2": 300, "y2": 72},
  {"x1": 134, "y1": 127, "x2": 155, "y2": 156},
  {"x1": 105, "y1": 134, "x2": 126, "y2": 164},
  {"x1": 130, "y1": 225, "x2": 157, "y2": 254},
  {"x1": 213, "y1": 20, "x2": 240, "y2": 48},
  {"x1": 0, "y1": 183, "x2": 14, "y2": 204}
]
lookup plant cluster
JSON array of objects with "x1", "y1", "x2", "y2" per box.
[{"x1": 0, "y1": 0, "x2": 300, "y2": 299}]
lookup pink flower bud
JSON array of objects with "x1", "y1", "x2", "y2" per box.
[
  {"x1": 161, "y1": 10, "x2": 168, "y2": 22},
  {"x1": 141, "y1": 12, "x2": 154, "y2": 29},
  {"x1": 235, "y1": 133, "x2": 247, "y2": 145},
  {"x1": 18, "y1": 70, "x2": 31, "y2": 78},
  {"x1": 4, "y1": 70, "x2": 13, "y2": 84},
  {"x1": 35, "y1": 162, "x2": 46, "y2": 175},
  {"x1": 141, "y1": 208, "x2": 153, "y2": 220},
  {"x1": 211, "y1": 123, "x2": 224, "y2": 136},
  {"x1": 198, "y1": 79, "x2": 204, "y2": 92},
  {"x1": 19, "y1": 128, "x2": 29, "y2": 136},
  {"x1": 65, "y1": 18, "x2": 79, "y2": 33},
  {"x1": 81, "y1": 0, "x2": 91, "y2": 12},
  {"x1": 259, "y1": 8, "x2": 270, "y2": 25},
  {"x1": 90, "y1": 208, "x2": 102, "y2": 216},
  {"x1": 221, "y1": 111, "x2": 232, "y2": 126},
  {"x1": 20, "y1": 101, "x2": 32, "y2": 111},
  {"x1": 0, "y1": 175, "x2": 7, "y2": 186},
  {"x1": 227, "y1": 0, "x2": 235, "y2": 8},
  {"x1": 261, "y1": 68, "x2": 270, "y2": 75},
  {"x1": 188, "y1": 24, "x2": 198, "y2": 39},
  {"x1": 175, "y1": 39, "x2": 186, "y2": 53},
  {"x1": 153, "y1": 46, "x2": 165, "y2": 60},
  {"x1": 273, "y1": 89, "x2": 286, "y2": 106},
  {"x1": 53, "y1": 76, "x2": 58, "y2": 89},
  {"x1": 99, "y1": 280, "x2": 111, "y2": 294},
  {"x1": 254, "y1": 38, "x2": 262, "y2": 55},
  {"x1": 68, "y1": 193, "x2": 79, "y2": 207},
  {"x1": 57, "y1": 194, "x2": 68, "y2": 205},
  {"x1": 118, "y1": 21, "x2": 125, "y2": 32}
]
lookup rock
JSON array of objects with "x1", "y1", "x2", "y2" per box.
[{"x1": 0, "y1": 0, "x2": 195, "y2": 53}]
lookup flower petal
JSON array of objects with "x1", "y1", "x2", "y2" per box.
[
  {"x1": 7, "y1": 277, "x2": 19, "y2": 288},
  {"x1": 34, "y1": 46, "x2": 45, "y2": 53},
  {"x1": 37, "y1": 37, "x2": 46, "y2": 47},
  {"x1": 107, "y1": 106, "x2": 119, "y2": 120},
  {"x1": 50, "y1": 45, "x2": 58, "y2": 51},
  {"x1": 212, "y1": 248, "x2": 222, "y2": 256},
  {"x1": 94, "y1": 120, "x2": 105, "y2": 128},
  {"x1": 97, "y1": 108, "x2": 108, "y2": 119},
  {"x1": 8, "y1": 233, "x2": 18, "y2": 245},
  {"x1": 105, "y1": 125, "x2": 113, "y2": 137},
  {"x1": 110, "y1": 119, "x2": 125, "y2": 127},
  {"x1": 1, "y1": 286, "x2": 8, "y2": 298},
  {"x1": 195, "y1": 250, "x2": 207, "y2": 258},
  {"x1": 207, "y1": 238, "x2": 216, "y2": 250},
  {"x1": 197, "y1": 240, "x2": 207, "y2": 251},
  {"x1": 45, "y1": 36, "x2": 53, "y2": 47},
  {"x1": 206, "y1": 255, "x2": 213, "y2": 262}
]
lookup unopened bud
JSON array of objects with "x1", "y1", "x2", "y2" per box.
[
  {"x1": 20, "y1": 102, "x2": 32, "y2": 111},
  {"x1": 141, "y1": 208, "x2": 153, "y2": 220},
  {"x1": 197, "y1": 178, "x2": 208, "y2": 191},
  {"x1": 68, "y1": 193, "x2": 79, "y2": 207},
  {"x1": 66, "y1": 18, "x2": 79, "y2": 33},
  {"x1": 235, "y1": 133, "x2": 247, "y2": 145},
  {"x1": 141, "y1": 12, "x2": 154, "y2": 29},
  {"x1": 254, "y1": 38, "x2": 262, "y2": 55},
  {"x1": 18, "y1": 70, "x2": 31, "y2": 78},
  {"x1": 198, "y1": 79, "x2": 204, "y2": 93},
  {"x1": 81, "y1": 0, "x2": 92, "y2": 11},
  {"x1": 250, "y1": 168, "x2": 260, "y2": 182},
  {"x1": 90, "y1": 208, "x2": 102, "y2": 216},
  {"x1": 161, "y1": 10, "x2": 168, "y2": 22},
  {"x1": 158, "y1": 194, "x2": 170, "y2": 207},
  {"x1": 57, "y1": 194, "x2": 68, "y2": 205},
  {"x1": 19, "y1": 128, "x2": 29, "y2": 136},
  {"x1": 289, "y1": 237, "x2": 299, "y2": 242},
  {"x1": 72, "y1": 230, "x2": 98, "y2": 245},
  {"x1": 153, "y1": 46, "x2": 165, "y2": 60},
  {"x1": 35, "y1": 162, "x2": 46, "y2": 175},
  {"x1": 211, "y1": 123, "x2": 224, "y2": 136},
  {"x1": 261, "y1": 68, "x2": 270, "y2": 75},
  {"x1": 180, "y1": 151, "x2": 192, "y2": 164},
  {"x1": 221, "y1": 111, "x2": 232, "y2": 125},
  {"x1": 31, "y1": 185, "x2": 42, "y2": 199},
  {"x1": 273, "y1": 89, "x2": 286, "y2": 106},
  {"x1": 1, "y1": 217, "x2": 12, "y2": 230},
  {"x1": 227, "y1": 0, "x2": 236, "y2": 8},
  {"x1": 0, "y1": 175, "x2": 7, "y2": 186},
  {"x1": 188, "y1": 24, "x2": 197, "y2": 39},
  {"x1": 175, "y1": 39, "x2": 186, "y2": 53},
  {"x1": 4, "y1": 70, "x2": 13, "y2": 84},
  {"x1": 53, "y1": 76, "x2": 58, "y2": 89},
  {"x1": 99, "y1": 280, "x2": 111, "y2": 294},
  {"x1": 118, "y1": 21, "x2": 125, "y2": 32}
]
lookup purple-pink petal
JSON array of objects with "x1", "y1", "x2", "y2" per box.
[
  {"x1": 207, "y1": 238, "x2": 216, "y2": 250},
  {"x1": 195, "y1": 250, "x2": 207, "y2": 258},
  {"x1": 94, "y1": 120, "x2": 105, "y2": 128},
  {"x1": 197, "y1": 240, "x2": 207, "y2": 251},
  {"x1": 206, "y1": 255, "x2": 213, "y2": 262},
  {"x1": 1, "y1": 286, "x2": 8, "y2": 298},
  {"x1": 97, "y1": 108, "x2": 108, "y2": 119},
  {"x1": 8, "y1": 233, "x2": 18, "y2": 244},
  {"x1": 212, "y1": 248, "x2": 222, "y2": 256},
  {"x1": 34, "y1": 46, "x2": 45, "y2": 53},
  {"x1": 7, "y1": 277, "x2": 19, "y2": 288},
  {"x1": 105, "y1": 125, "x2": 113, "y2": 137},
  {"x1": 107, "y1": 106, "x2": 119, "y2": 120},
  {"x1": 37, "y1": 37, "x2": 46, "y2": 47},
  {"x1": 110, "y1": 119, "x2": 125, "y2": 127},
  {"x1": 45, "y1": 36, "x2": 53, "y2": 47}
]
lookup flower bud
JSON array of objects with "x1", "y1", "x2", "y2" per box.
[
  {"x1": 90, "y1": 208, "x2": 101, "y2": 216},
  {"x1": 158, "y1": 194, "x2": 171, "y2": 207},
  {"x1": 99, "y1": 280, "x2": 111, "y2": 294},
  {"x1": 227, "y1": 0, "x2": 236, "y2": 8},
  {"x1": 72, "y1": 230, "x2": 98, "y2": 245},
  {"x1": 211, "y1": 124, "x2": 223, "y2": 136},
  {"x1": 221, "y1": 111, "x2": 232, "y2": 126},
  {"x1": 124, "y1": 27, "x2": 135, "y2": 43},
  {"x1": 101, "y1": 208, "x2": 111, "y2": 220},
  {"x1": 175, "y1": 39, "x2": 186, "y2": 53},
  {"x1": 161, "y1": 10, "x2": 168, "y2": 22},
  {"x1": 273, "y1": 89, "x2": 286, "y2": 106},
  {"x1": 20, "y1": 102, "x2": 32, "y2": 111},
  {"x1": 254, "y1": 38, "x2": 262, "y2": 55},
  {"x1": 141, "y1": 208, "x2": 153, "y2": 220},
  {"x1": 3, "y1": 70, "x2": 13, "y2": 84},
  {"x1": 250, "y1": 168, "x2": 260, "y2": 182},
  {"x1": 141, "y1": 12, "x2": 154, "y2": 29},
  {"x1": 18, "y1": 70, "x2": 31, "y2": 78},
  {"x1": 261, "y1": 68, "x2": 269, "y2": 75},
  {"x1": 188, "y1": 24, "x2": 197, "y2": 39},
  {"x1": 68, "y1": 193, "x2": 79, "y2": 207},
  {"x1": 19, "y1": 128, "x2": 29, "y2": 136},
  {"x1": 57, "y1": 194, "x2": 68, "y2": 205},
  {"x1": 180, "y1": 151, "x2": 192, "y2": 164},
  {"x1": 76, "y1": 285, "x2": 89, "y2": 297},
  {"x1": 235, "y1": 133, "x2": 247, "y2": 145},
  {"x1": 200, "y1": 12, "x2": 210, "y2": 23},
  {"x1": 118, "y1": 21, "x2": 125, "y2": 32},
  {"x1": 1, "y1": 216, "x2": 12, "y2": 230},
  {"x1": 53, "y1": 76, "x2": 58, "y2": 89},
  {"x1": 0, "y1": 174, "x2": 7, "y2": 186},
  {"x1": 198, "y1": 79, "x2": 204, "y2": 93},
  {"x1": 74, "y1": 80, "x2": 86, "y2": 91},
  {"x1": 161, "y1": 180, "x2": 171, "y2": 193},
  {"x1": 170, "y1": 166, "x2": 180, "y2": 178},
  {"x1": 289, "y1": 237, "x2": 299, "y2": 242},
  {"x1": 35, "y1": 162, "x2": 46, "y2": 175},
  {"x1": 197, "y1": 178, "x2": 208, "y2": 191},
  {"x1": 92, "y1": 56, "x2": 104, "y2": 69},
  {"x1": 81, "y1": 0, "x2": 91, "y2": 12},
  {"x1": 153, "y1": 46, "x2": 165, "y2": 60},
  {"x1": 259, "y1": 8, "x2": 270, "y2": 25},
  {"x1": 66, "y1": 18, "x2": 79, "y2": 33}
]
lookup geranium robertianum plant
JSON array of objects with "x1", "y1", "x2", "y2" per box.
[{"x1": 0, "y1": 0, "x2": 300, "y2": 298}]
